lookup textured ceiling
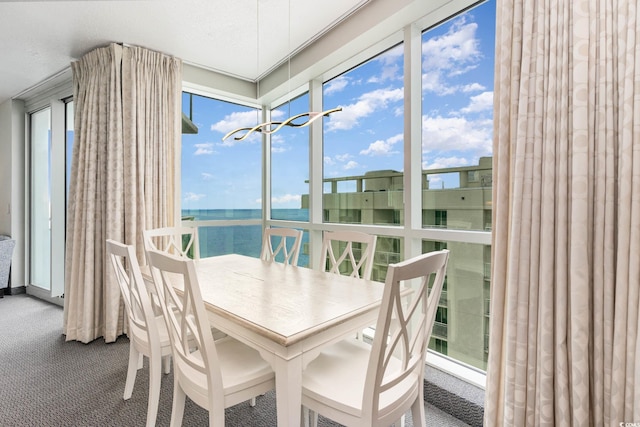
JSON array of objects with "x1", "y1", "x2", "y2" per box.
[{"x1": 0, "y1": 0, "x2": 368, "y2": 104}]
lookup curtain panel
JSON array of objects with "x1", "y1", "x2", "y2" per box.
[
  {"x1": 64, "y1": 43, "x2": 181, "y2": 343},
  {"x1": 485, "y1": 0, "x2": 639, "y2": 425}
]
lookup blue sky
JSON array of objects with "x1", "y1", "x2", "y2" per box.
[{"x1": 181, "y1": 0, "x2": 495, "y2": 210}]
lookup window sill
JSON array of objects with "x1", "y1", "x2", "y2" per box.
[
  {"x1": 424, "y1": 351, "x2": 485, "y2": 427},
  {"x1": 426, "y1": 350, "x2": 486, "y2": 389}
]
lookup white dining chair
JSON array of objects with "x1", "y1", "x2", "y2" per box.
[
  {"x1": 106, "y1": 239, "x2": 172, "y2": 427},
  {"x1": 142, "y1": 225, "x2": 231, "y2": 341},
  {"x1": 319, "y1": 230, "x2": 378, "y2": 344},
  {"x1": 320, "y1": 230, "x2": 377, "y2": 280},
  {"x1": 142, "y1": 226, "x2": 200, "y2": 260},
  {"x1": 146, "y1": 249, "x2": 276, "y2": 427},
  {"x1": 260, "y1": 227, "x2": 303, "y2": 266},
  {"x1": 301, "y1": 249, "x2": 449, "y2": 427}
]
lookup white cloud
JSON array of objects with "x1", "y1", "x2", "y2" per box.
[
  {"x1": 368, "y1": 44, "x2": 403, "y2": 84},
  {"x1": 422, "y1": 115, "x2": 493, "y2": 155},
  {"x1": 461, "y1": 91, "x2": 494, "y2": 113},
  {"x1": 461, "y1": 83, "x2": 486, "y2": 92},
  {"x1": 211, "y1": 110, "x2": 259, "y2": 134},
  {"x1": 360, "y1": 133, "x2": 403, "y2": 156},
  {"x1": 344, "y1": 160, "x2": 359, "y2": 170},
  {"x1": 194, "y1": 143, "x2": 214, "y2": 155},
  {"x1": 423, "y1": 18, "x2": 480, "y2": 71},
  {"x1": 367, "y1": 63, "x2": 400, "y2": 84},
  {"x1": 184, "y1": 192, "x2": 205, "y2": 202},
  {"x1": 335, "y1": 153, "x2": 352, "y2": 162},
  {"x1": 271, "y1": 194, "x2": 302, "y2": 205},
  {"x1": 324, "y1": 156, "x2": 335, "y2": 166},
  {"x1": 271, "y1": 145, "x2": 288, "y2": 153},
  {"x1": 201, "y1": 172, "x2": 214, "y2": 181},
  {"x1": 325, "y1": 87, "x2": 403, "y2": 132},
  {"x1": 324, "y1": 76, "x2": 349, "y2": 96},
  {"x1": 422, "y1": 17, "x2": 483, "y2": 95},
  {"x1": 270, "y1": 135, "x2": 289, "y2": 153}
]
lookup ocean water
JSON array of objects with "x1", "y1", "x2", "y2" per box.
[{"x1": 182, "y1": 209, "x2": 310, "y2": 266}]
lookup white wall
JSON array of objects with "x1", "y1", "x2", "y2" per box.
[{"x1": 0, "y1": 98, "x2": 25, "y2": 288}]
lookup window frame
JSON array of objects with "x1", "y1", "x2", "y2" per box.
[{"x1": 180, "y1": 0, "x2": 492, "y2": 388}]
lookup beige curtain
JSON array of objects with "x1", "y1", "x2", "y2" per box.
[
  {"x1": 64, "y1": 43, "x2": 181, "y2": 343},
  {"x1": 485, "y1": 0, "x2": 640, "y2": 425}
]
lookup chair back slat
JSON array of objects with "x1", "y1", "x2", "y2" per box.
[
  {"x1": 106, "y1": 239, "x2": 159, "y2": 346},
  {"x1": 320, "y1": 230, "x2": 377, "y2": 280},
  {"x1": 261, "y1": 227, "x2": 303, "y2": 266},
  {"x1": 146, "y1": 249, "x2": 224, "y2": 403},
  {"x1": 143, "y1": 226, "x2": 200, "y2": 260},
  {"x1": 363, "y1": 249, "x2": 449, "y2": 421}
]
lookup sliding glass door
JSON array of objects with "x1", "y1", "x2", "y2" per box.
[
  {"x1": 29, "y1": 107, "x2": 52, "y2": 291},
  {"x1": 28, "y1": 99, "x2": 71, "y2": 298}
]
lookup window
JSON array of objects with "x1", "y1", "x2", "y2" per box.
[
  {"x1": 430, "y1": 337, "x2": 449, "y2": 355},
  {"x1": 27, "y1": 97, "x2": 70, "y2": 299},
  {"x1": 178, "y1": 0, "x2": 495, "y2": 380},
  {"x1": 181, "y1": 92, "x2": 262, "y2": 258},
  {"x1": 420, "y1": 0, "x2": 495, "y2": 371},
  {"x1": 421, "y1": 1, "x2": 494, "y2": 231},
  {"x1": 424, "y1": 239, "x2": 491, "y2": 370},
  {"x1": 66, "y1": 101, "x2": 74, "y2": 197},
  {"x1": 269, "y1": 94, "x2": 311, "y2": 267},
  {"x1": 29, "y1": 107, "x2": 52, "y2": 291},
  {"x1": 270, "y1": 93, "x2": 310, "y2": 223},
  {"x1": 322, "y1": 44, "x2": 405, "y2": 228}
]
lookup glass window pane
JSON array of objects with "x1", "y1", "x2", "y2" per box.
[
  {"x1": 199, "y1": 224, "x2": 262, "y2": 258},
  {"x1": 181, "y1": 92, "x2": 263, "y2": 258},
  {"x1": 421, "y1": 1, "x2": 495, "y2": 231},
  {"x1": 423, "y1": 239, "x2": 491, "y2": 371},
  {"x1": 371, "y1": 236, "x2": 403, "y2": 282},
  {"x1": 30, "y1": 107, "x2": 51, "y2": 290},
  {"x1": 181, "y1": 92, "x2": 262, "y2": 214},
  {"x1": 322, "y1": 44, "x2": 405, "y2": 227},
  {"x1": 271, "y1": 93, "x2": 309, "y2": 222},
  {"x1": 66, "y1": 101, "x2": 74, "y2": 197}
]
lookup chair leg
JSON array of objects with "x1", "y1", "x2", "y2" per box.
[
  {"x1": 302, "y1": 407, "x2": 315, "y2": 427},
  {"x1": 146, "y1": 353, "x2": 162, "y2": 427},
  {"x1": 169, "y1": 381, "x2": 186, "y2": 427},
  {"x1": 124, "y1": 344, "x2": 139, "y2": 400},
  {"x1": 410, "y1": 396, "x2": 425, "y2": 427},
  {"x1": 309, "y1": 409, "x2": 318, "y2": 427},
  {"x1": 250, "y1": 397, "x2": 256, "y2": 407},
  {"x1": 209, "y1": 408, "x2": 225, "y2": 427}
]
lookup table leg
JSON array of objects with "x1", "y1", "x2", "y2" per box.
[{"x1": 274, "y1": 354, "x2": 303, "y2": 427}]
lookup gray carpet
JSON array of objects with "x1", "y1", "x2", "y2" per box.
[{"x1": 0, "y1": 294, "x2": 470, "y2": 426}]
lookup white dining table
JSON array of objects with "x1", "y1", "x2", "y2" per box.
[{"x1": 182, "y1": 253, "x2": 388, "y2": 427}]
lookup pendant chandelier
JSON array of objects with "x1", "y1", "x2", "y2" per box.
[
  {"x1": 222, "y1": 107, "x2": 341, "y2": 141},
  {"x1": 222, "y1": 0, "x2": 341, "y2": 142}
]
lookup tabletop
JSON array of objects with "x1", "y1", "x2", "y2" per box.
[{"x1": 190, "y1": 253, "x2": 387, "y2": 346}]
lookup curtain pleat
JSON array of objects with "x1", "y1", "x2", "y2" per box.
[
  {"x1": 64, "y1": 44, "x2": 123, "y2": 343},
  {"x1": 486, "y1": 0, "x2": 640, "y2": 425},
  {"x1": 64, "y1": 43, "x2": 181, "y2": 343},
  {"x1": 121, "y1": 45, "x2": 180, "y2": 260}
]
